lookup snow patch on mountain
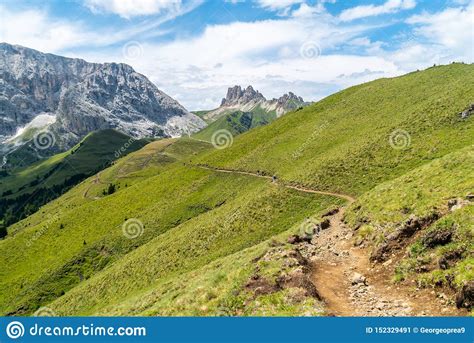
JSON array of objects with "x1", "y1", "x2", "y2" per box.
[
  {"x1": 7, "y1": 113, "x2": 56, "y2": 142},
  {"x1": 0, "y1": 43, "x2": 206, "y2": 154}
]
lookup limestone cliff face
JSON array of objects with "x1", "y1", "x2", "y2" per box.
[
  {"x1": 205, "y1": 85, "x2": 309, "y2": 121},
  {"x1": 220, "y1": 85, "x2": 266, "y2": 107},
  {"x1": 0, "y1": 43, "x2": 205, "y2": 149}
]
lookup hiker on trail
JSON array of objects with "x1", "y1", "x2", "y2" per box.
[
  {"x1": 314, "y1": 222, "x2": 321, "y2": 236},
  {"x1": 272, "y1": 175, "x2": 277, "y2": 183}
]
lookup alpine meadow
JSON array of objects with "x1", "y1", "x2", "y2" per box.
[{"x1": 0, "y1": 0, "x2": 473, "y2": 324}]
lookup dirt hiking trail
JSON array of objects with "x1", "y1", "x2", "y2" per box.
[
  {"x1": 195, "y1": 164, "x2": 355, "y2": 202},
  {"x1": 308, "y1": 207, "x2": 464, "y2": 316},
  {"x1": 197, "y1": 164, "x2": 464, "y2": 316}
]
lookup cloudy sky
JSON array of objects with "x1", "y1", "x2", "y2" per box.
[{"x1": 1, "y1": 0, "x2": 473, "y2": 110}]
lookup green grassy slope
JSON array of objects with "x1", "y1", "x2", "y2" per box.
[
  {"x1": 0, "y1": 129, "x2": 149, "y2": 228},
  {"x1": 0, "y1": 137, "x2": 341, "y2": 315},
  {"x1": 45, "y1": 145, "x2": 474, "y2": 316},
  {"x1": 191, "y1": 110, "x2": 213, "y2": 124},
  {"x1": 47, "y1": 178, "x2": 336, "y2": 316},
  {"x1": 193, "y1": 109, "x2": 277, "y2": 142},
  {"x1": 195, "y1": 64, "x2": 474, "y2": 196},
  {"x1": 0, "y1": 64, "x2": 472, "y2": 316},
  {"x1": 53, "y1": 217, "x2": 329, "y2": 317},
  {"x1": 345, "y1": 145, "x2": 473, "y2": 295},
  {"x1": 188, "y1": 63, "x2": 473, "y2": 313},
  {"x1": 1, "y1": 129, "x2": 147, "y2": 195}
]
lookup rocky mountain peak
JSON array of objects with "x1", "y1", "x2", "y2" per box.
[
  {"x1": 204, "y1": 85, "x2": 309, "y2": 122},
  {"x1": 0, "y1": 43, "x2": 206, "y2": 153},
  {"x1": 272, "y1": 92, "x2": 306, "y2": 110},
  {"x1": 220, "y1": 85, "x2": 266, "y2": 107}
]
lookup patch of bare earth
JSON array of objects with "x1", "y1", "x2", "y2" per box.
[
  {"x1": 293, "y1": 208, "x2": 467, "y2": 316},
  {"x1": 192, "y1": 166, "x2": 468, "y2": 316}
]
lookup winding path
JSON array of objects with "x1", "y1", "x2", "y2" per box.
[
  {"x1": 307, "y1": 207, "x2": 464, "y2": 316},
  {"x1": 195, "y1": 163, "x2": 463, "y2": 316},
  {"x1": 81, "y1": 160, "x2": 461, "y2": 316},
  {"x1": 82, "y1": 172, "x2": 102, "y2": 200},
  {"x1": 194, "y1": 164, "x2": 356, "y2": 203}
]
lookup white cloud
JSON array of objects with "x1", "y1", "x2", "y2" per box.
[
  {"x1": 349, "y1": 37, "x2": 372, "y2": 46},
  {"x1": 291, "y1": 3, "x2": 326, "y2": 17},
  {"x1": 2, "y1": 1, "x2": 471, "y2": 110},
  {"x1": 0, "y1": 6, "x2": 91, "y2": 52},
  {"x1": 256, "y1": 0, "x2": 305, "y2": 10},
  {"x1": 0, "y1": 3, "x2": 200, "y2": 54},
  {"x1": 84, "y1": 0, "x2": 182, "y2": 19},
  {"x1": 75, "y1": 17, "x2": 400, "y2": 109},
  {"x1": 114, "y1": 4, "x2": 471, "y2": 109},
  {"x1": 407, "y1": 4, "x2": 473, "y2": 55},
  {"x1": 386, "y1": 3, "x2": 474, "y2": 71},
  {"x1": 339, "y1": 0, "x2": 416, "y2": 21}
]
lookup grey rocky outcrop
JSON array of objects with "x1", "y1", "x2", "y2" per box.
[
  {"x1": 218, "y1": 85, "x2": 309, "y2": 116},
  {"x1": 270, "y1": 92, "x2": 306, "y2": 111},
  {"x1": 220, "y1": 85, "x2": 265, "y2": 106},
  {"x1": 0, "y1": 43, "x2": 205, "y2": 150},
  {"x1": 460, "y1": 103, "x2": 474, "y2": 119}
]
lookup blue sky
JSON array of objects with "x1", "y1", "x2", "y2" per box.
[{"x1": 1, "y1": 0, "x2": 473, "y2": 110}]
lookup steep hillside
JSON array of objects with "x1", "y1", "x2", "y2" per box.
[
  {"x1": 0, "y1": 138, "x2": 340, "y2": 315},
  {"x1": 0, "y1": 129, "x2": 149, "y2": 229},
  {"x1": 195, "y1": 64, "x2": 473, "y2": 196},
  {"x1": 0, "y1": 64, "x2": 472, "y2": 317},
  {"x1": 345, "y1": 145, "x2": 473, "y2": 301},
  {"x1": 192, "y1": 110, "x2": 277, "y2": 142}
]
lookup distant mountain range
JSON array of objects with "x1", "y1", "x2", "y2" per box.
[
  {"x1": 192, "y1": 85, "x2": 310, "y2": 142},
  {"x1": 201, "y1": 85, "x2": 309, "y2": 122},
  {"x1": 0, "y1": 43, "x2": 205, "y2": 157},
  {"x1": 0, "y1": 43, "x2": 310, "y2": 167}
]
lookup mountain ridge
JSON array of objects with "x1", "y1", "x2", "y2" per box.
[
  {"x1": 221, "y1": 85, "x2": 306, "y2": 110},
  {"x1": 202, "y1": 85, "x2": 309, "y2": 122},
  {"x1": 0, "y1": 43, "x2": 206, "y2": 154},
  {"x1": 0, "y1": 129, "x2": 149, "y2": 228}
]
